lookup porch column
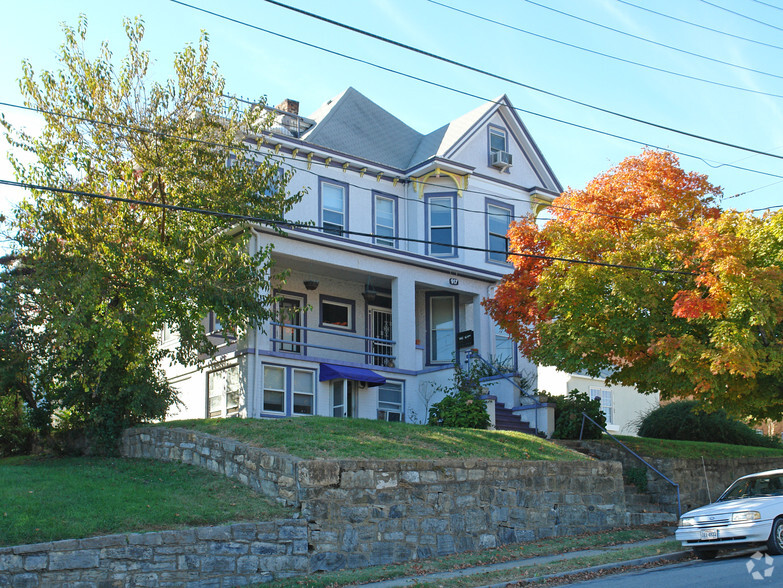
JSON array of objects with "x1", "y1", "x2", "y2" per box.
[{"x1": 392, "y1": 274, "x2": 417, "y2": 370}]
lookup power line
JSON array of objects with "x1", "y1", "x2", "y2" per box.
[
  {"x1": 748, "y1": 0, "x2": 783, "y2": 13},
  {"x1": 699, "y1": 0, "x2": 783, "y2": 33},
  {"x1": 0, "y1": 178, "x2": 697, "y2": 276},
  {"x1": 616, "y1": 0, "x2": 783, "y2": 50},
  {"x1": 171, "y1": 0, "x2": 783, "y2": 164},
  {"x1": 429, "y1": 0, "x2": 783, "y2": 83},
  {"x1": 0, "y1": 98, "x2": 735, "y2": 233},
  {"x1": 0, "y1": 99, "x2": 767, "y2": 232}
]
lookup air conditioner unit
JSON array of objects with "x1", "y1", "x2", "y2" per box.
[{"x1": 490, "y1": 150, "x2": 513, "y2": 169}]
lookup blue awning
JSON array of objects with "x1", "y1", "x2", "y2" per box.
[{"x1": 319, "y1": 363, "x2": 386, "y2": 387}]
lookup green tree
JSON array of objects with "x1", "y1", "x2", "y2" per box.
[
  {"x1": 0, "y1": 16, "x2": 303, "y2": 451},
  {"x1": 485, "y1": 150, "x2": 783, "y2": 421}
]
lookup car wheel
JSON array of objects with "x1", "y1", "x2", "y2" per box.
[
  {"x1": 694, "y1": 548, "x2": 718, "y2": 560},
  {"x1": 767, "y1": 517, "x2": 783, "y2": 555}
]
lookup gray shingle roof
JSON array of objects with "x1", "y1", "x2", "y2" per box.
[{"x1": 303, "y1": 87, "x2": 423, "y2": 169}]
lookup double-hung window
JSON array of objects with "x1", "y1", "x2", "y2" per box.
[
  {"x1": 374, "y1": 193, "x2": 396, "y2": 247},
  {"x1": 589, "y1": 387, "x2": 614, "y2": 426},
  {"x1": 377, "y1": 382, "x2": 403, "y2": 422},
  {"x1": 320, "y1": 179, "x2": 347, "y2": 236},
  {"x1": 489, "y1": 127, "x2": 507, "y2": 156},
  {"x1": 494, "y1": 322, "x2": 516, "y2": 370},
  {"x1": 262, "y1": 365, "x2": 316, "y2": 416},
  {"x1": 208, "y1": 364, "x2": 240, "y2": 418},
  {"x1": 427, "y1": 194, "x2": 456, "y2": 257},
  {"x1": 487, "y1": 202, "x2": 512, "y2": 264}
]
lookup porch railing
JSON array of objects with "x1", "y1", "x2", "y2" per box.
[
  {"x1": 269, "y1": 322, "x2": 396, "y2": 366},
  {"x1": 580, "y1": 412, "x2": 681, "y2": 517}
]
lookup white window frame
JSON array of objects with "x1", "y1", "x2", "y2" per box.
[
  {"x1": 589, "y1": 387, "x2": 614, "y2": 426},
  {"x1": 320, "y1": 296, "x2": 354, "y2": 331},
  {"x1": 262, "y1": 365, "x2": 286, "y2": 415},
  {"x1": 427, "y1": 194, "x2": 456, "y2": 257},
  {"x1": 489, "y1": 126, "x2": 507, "y2": 154},
  {"x1": 377, "y1": 381, "x2": 403, "y2": 422},
  {"x1": 207, "y1": 364, "x2": 241, "y2": 418},
  {"x1": 374, "y1": 193, "x2": 396, "y2": 248},
  {"x1": 487, "y1": 202, "x2": 512, "y2": 264},
  {"x1": 292, "y1": 368, "x2": 315, "y2": 416},
  {"x1": 320, "y1": 179, "x2": 347, "y2": 236}
]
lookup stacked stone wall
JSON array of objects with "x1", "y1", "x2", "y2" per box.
[
  {"x1": 1, "y1": 427, "x2": 627, "y2": 586},
  {"x1": 569, "y1": 440, "x2": 783, "y2": 513}
]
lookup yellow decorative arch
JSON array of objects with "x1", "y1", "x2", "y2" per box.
[
  {"x1": 411, "y1": 168, "x2": 469, "y2": 198},
  {"x1": 530, "y1": 193, "x2": 554, "y2": 216}
]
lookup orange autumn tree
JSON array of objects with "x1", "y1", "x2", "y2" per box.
[{"x1": 485, "y1": 150, "x2": 783, "y2": 420}]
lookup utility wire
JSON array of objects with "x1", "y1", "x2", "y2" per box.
[
  {"x1": 616, "y1": 0, "x2": 783, "y2": 50},
  {"x1": 0, "y1": 178, "x2": 697, "y2": 276},
  {"x1": 172, "y1": 0, "x2": 783, "y2": 163},
  {"x1": 700, "y1": 0, "x2": 783, "y2": 33},
  {"x1": 0, "y1": 99, "x2": 734, "y2": 232},
  {"x1": 749, "y1": 0, "x2": 783, "y2": 13},
  {"x1": 429, "y1": 0, "x2": 783, "y2": 82}
]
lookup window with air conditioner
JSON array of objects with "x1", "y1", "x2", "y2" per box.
[
  {"x1": 489, "y1": 127, "x2": 512, "y2": 169},
  {"x1": 377, "y1": 382, "x2": 403, "y2": 422}
]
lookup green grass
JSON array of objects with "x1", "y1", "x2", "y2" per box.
[
  {"x1": 607, "y1": 435, "x2": 783, "y2": 459},
  {"x1": 0, "y1": 455, "x2": 291, "y2": 547},
  {"x1": 264, "y1": 526, "x2": 676, "y2": 587},
  {"x1": 157, "y1": 416, "x2": 587, "y2": 461}
]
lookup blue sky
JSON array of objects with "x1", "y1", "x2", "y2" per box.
[{"x1": 2, "y1": 0, "x2": 783, "y2": 224}]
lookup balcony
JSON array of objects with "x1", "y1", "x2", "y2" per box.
[{"x1": 269, "y1": 322, "x2": 396, "y2": 368}]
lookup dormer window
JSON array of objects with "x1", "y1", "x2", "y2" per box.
[{"x1": 489, "y1": 126, "x2": 512, "y2": 169}]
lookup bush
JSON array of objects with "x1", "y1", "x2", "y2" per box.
[
  {"x1": 428, "y1": 361, "x2": 491, "y2": 429},
  {"x1": 638, "y1": 400, "x2": 781, "y2": 448},
  {"x1": 552, "y1": 390, "x2": 606, "y2": 440},
  {"x1": 0, "y1": 395, "x2": 34, "y2": 456}
]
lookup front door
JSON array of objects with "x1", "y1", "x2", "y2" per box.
[{"x1": 331, "y1": 380, "x2": 356, "y2": 417}]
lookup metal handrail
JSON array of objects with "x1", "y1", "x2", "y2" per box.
[
  {"x1": 467, "y1": 351, "x2": 540, "y2": 433},
  {"x1": 580, "y1": 412, "x2": 681, "y2": 517}
]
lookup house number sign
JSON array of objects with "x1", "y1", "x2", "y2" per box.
[{"x1": 449, "y1": 277, "x2": 459, "y2": 285}]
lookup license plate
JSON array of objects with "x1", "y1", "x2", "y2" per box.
[{"x1": 700, "y1": 529, "x2": 719, "y2": 540}]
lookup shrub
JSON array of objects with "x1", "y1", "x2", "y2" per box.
[
  {"x1": 638, "y1": 400, "x2": 781, "y2": 448},
  {"x1": 0, "y1": 395, "x2": 34, "y2": 456},
  {"x1": 552, "y1": 390, "x2": 606, "y2": 440},
  {"x1": 428, "y1": 361, "x2": 491, "y2": 429}
]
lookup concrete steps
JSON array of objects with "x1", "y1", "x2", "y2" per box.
[
  {"x1": 494, "y1": 402, "x2": 537, "y2": 435},
  {"x1": 624, "y1": 483, "x2": 678, "y2": 525}
]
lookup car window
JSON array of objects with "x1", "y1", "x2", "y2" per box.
[{"x1": 720, "y1": 475, "x2": 783, "y2": 500}]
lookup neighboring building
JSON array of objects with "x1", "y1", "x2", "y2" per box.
[
  {"x1": 162, "y1": 87, "x2": 656, "y2": 435},
  {"x1": 537, "y1": 367, "x2": 659, "y2": 436}
]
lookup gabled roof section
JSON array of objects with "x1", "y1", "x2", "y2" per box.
[
  {"x1": 407, "y1": 99, "x2": 496, "y2": 168},
  {"x1": 302, "y1": 87, "x2": 423, "y2": 169},
  {"x1": 299, "y1": 88, "x2": 561, "y2": 192}
]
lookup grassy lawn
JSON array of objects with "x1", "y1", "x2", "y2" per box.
[
  {"x1": 264, "y1": 526, "x2": 678, "y2": 587},
  {"x1": 0, "y1": 455, "x2": 291, "y2": 547},
  {"x1": 157, "y1": 416, "x2": 587, "y2": 461},
  {"x1": 607, "y1": 435, "x2": 783, "y2": 459}
]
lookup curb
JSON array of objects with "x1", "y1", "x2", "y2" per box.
[{"x1": 482, "y1": 550, "x2": 691, "y2": 587}]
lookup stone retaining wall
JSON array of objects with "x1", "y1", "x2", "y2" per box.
[
  {"x1": 1, "y1": 427, "x2": 628, "y2": 587},
  {"x1": 0, "y1": 520, "x2": 309, "y2": 587},
  {"x1": 569, "y1": 440, "x2": 783, "y2": 513}
]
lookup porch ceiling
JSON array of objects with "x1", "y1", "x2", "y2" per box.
[{"x1": 273, "y1": 252, "x2": 393, "y2": 289}]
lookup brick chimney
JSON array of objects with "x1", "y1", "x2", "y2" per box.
[{"x1": 275, "y1": 99, "x2": 299, "y2": 115}]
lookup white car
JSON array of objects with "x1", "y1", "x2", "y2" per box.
[{"x1": 676, "y1": 469, "x2": 783, "y2": 560}]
